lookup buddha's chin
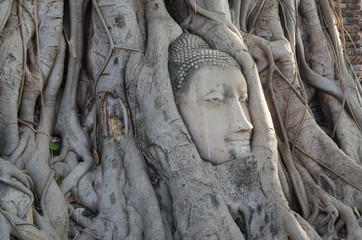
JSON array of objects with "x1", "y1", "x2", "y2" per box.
[
  {"x1": 201, "y1": 145, "x2": 251, "y2": 165},
  {"x1": 227, "y1": 145, "x2": 251, "y2": 160}
]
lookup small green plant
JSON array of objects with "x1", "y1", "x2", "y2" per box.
[{"x1": 50, "y1": 142, "x2": 58, "y2": 151}]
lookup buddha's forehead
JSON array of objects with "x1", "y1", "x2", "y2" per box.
[
  {"x1": 169, "y1": 33, "x2": 241, "y2": 91},
  {"x1": 187, "y1": 65, "x2": 247, "y2": 94}
]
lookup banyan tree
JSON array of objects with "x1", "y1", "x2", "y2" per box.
[{"x1": 0, "y1": 0, "x2": 361, "y2": 239}]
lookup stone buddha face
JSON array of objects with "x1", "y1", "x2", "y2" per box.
[
  {"x1": 169, "y1": 33, "x2": 253, "y2": 164},
  {"x1": 175, "y1": 65, "x2": 253, "y2": 165}
]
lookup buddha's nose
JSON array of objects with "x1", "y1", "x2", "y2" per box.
[{"x1": 229, "y1": 98, "x2": 253, "y2": 133}]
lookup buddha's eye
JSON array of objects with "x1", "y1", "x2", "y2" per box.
[
  {"x1": 204, "y1": 97, "x2": 225, "y2": 105},
  {"x1": 203, "y1": 91, "x2": 225, "y2": 105},
  {"x1": 239, "y1": 95, "x2": 248, "y2": 103}
]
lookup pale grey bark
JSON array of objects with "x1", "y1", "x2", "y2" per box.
[{"x1": 0, "y1": 0, "x2": 360, "y2": 239}]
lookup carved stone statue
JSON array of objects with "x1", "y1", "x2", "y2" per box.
[
  {"x1": 169, "y1": 33, "x2": 253, "y2": 164},
  {"x1": 167, "y1": 33, "x2": 308, "y2": 239}
]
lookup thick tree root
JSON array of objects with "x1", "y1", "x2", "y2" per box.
[
  {"x1": 55, "y1": 0, "x2": 95, "y2": 196},
  {"x1": 55, "y1": 122, "x2": 95, "y2": 195},
  {"x1": 0, "y1": 2, "x2": 22, "y2": 156},
  {"x1": 0, "y1": 0, "x2": 361, "y2": 239},
  {"x1": 0, "y1": 159, "x2": 61, "y2": 240},
  {"x1": 297, "y1": 162, "x2": 362, "y2": 239}
]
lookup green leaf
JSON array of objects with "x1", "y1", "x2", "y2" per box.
[{"x1": 50, "y1": 143, "x2": 58, "y2": 151}]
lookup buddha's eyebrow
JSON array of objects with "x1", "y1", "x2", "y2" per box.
[
  {"x1": 237, "y1": 85, "x2": 247, "y2": 96},
  {"x1": 203, "y1": 89, "x2": 224, "y2": 97}
]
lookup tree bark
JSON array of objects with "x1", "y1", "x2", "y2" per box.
[{"x1": 0, "y1": 0, "x2": 360, "y2": 239}]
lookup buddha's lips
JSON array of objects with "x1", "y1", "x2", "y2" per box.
[{"x1": 224, "y1": 138, "x2": 250, "y2": 145}]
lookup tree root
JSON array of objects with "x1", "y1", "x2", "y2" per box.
[
  {"x1": 0, "y1": 0, "x2": 13, "y2": 34},
  {"x1": 297, "y1": 162, "x2": 362, "y2": 239},
  {"x1": 8, "y1": 134, "x2": 28, "y2": 164},
  {"x1": 0, "y1": 177, "x2": 33, "y2": 219},
  {"x1": 0, "y1": 1, "x2": 361, "y2": 239},
  {"x1": 55, "y1": 0, "x2": 95, "y2": 195},
  {"x1": 0, "y1": 209, "x2": 37, "y2": 240},
  {"x1": 0, "y1": 158, "x2": 60, "y2": 240},
  {"x1": 0, "y1": 1, "x2": 23, "y2": 156},
  {"x1": 71, "y1": 170, "x2": 98, "y2": 211},
  {"x1": 243, "y1": 32, "x2": 311, "y2": 218},
  {"x1": 318, "y1": 0, "x2": 362, "y2": 129},
  {"x1": 0, "y1": 158, "x2": 34, "y2": 219},
  {"x1": 56, "y1": 125, "x2": 95, "y2": 194},
  {"x1": 68, "y1": 203, "x2": 93, "y2": 228}
]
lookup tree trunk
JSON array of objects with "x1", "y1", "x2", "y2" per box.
[{"x1": 0, "y1": 0, "x2": 361, "y2": 239}]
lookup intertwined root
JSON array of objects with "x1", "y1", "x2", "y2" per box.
[
  {"x1": 0, "y1": 158, "x2": 62, "y2": 240},
  {"x1": 0, "y1": 0, "x2": 361, "y2": 239},
  {"x1": 55, "y1": 116, "x2": 95, "y2": 195},
  {"x1": 0, "y1": 158, "x2": 34, "y2": 218}
]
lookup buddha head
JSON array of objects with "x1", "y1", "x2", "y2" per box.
[{"x1": 169, "y1": 33, "x2": 253, "y2": 165}]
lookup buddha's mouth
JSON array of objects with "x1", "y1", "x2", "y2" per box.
[{"x1": 225, "y1": 137, "x2": 250, "y2": 146}]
